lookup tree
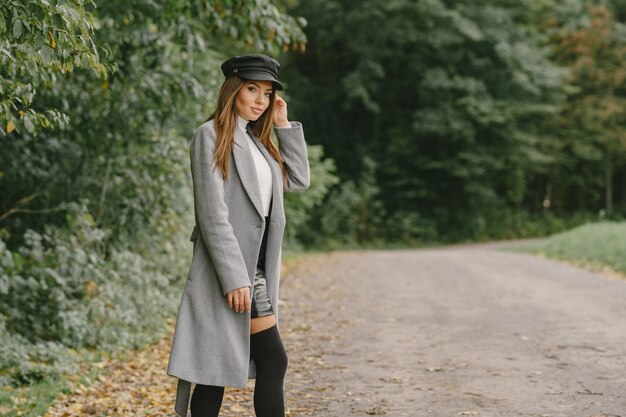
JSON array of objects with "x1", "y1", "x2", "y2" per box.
[
  {"x1": 0, "y1": 0, "x2": 109, "y2": 136},
  {"x1": 548, "y1": 4, "x2": 626, "y2": 215},
  {"x1": 284, "y1": 0, "x2": 566, "y2": 241}
]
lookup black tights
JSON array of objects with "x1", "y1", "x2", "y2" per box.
[
  {"x1": 190, "y1": 324, "x2": 288, "y2": 417},
  {"x1": 190, "y1": 384, "x2": 224, "y2": 416}
]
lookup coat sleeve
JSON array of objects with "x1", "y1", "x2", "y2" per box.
[
  {"x1": 190, "y1": 123, "x2": 251, "y2": 295},
  {"x1": 275, "y1": 121, "x2": 311, "y2": 192}
]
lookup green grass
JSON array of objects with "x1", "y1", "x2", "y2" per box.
[
  {"x1": 514, "y1": 221, "x2": 626, "y2": 275},
  {"x1": 0, "y1": 349, "x2": 116, "y2": 417},
  {"x1": 0, "y1": 377, "x2": 70, "y2": 417}
]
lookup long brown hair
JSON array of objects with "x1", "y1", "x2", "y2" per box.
[{"x1": 207, "y1": 76, "x2": 287, "y2": 183}]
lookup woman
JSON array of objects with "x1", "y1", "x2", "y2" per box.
[{"x1": 167, "y1": 54, "x2": 310, "y2": 417}]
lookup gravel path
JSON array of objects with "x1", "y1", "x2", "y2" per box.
[{"x1": 280, "y1": 243, "x2": 626, "y2": 417}]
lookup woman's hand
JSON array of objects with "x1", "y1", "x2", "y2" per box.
[
  {"x1": 273, "y1": 94, "x2": 291, "y2": 128},
  {"x1": 227, "y1": 286, "x2": 251, "y2": 313}
]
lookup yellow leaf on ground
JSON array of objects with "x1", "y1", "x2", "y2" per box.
[{"x1": 230, "y1": 403, "x2": 246, "y2": 412}]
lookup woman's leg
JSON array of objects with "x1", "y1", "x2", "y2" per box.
[
  {"x1": 190, "y1": 384, "x2": 224, "y2": 417},
  {"x1": 250, "y1": 315, "x2": 288, "y2": 417},
  {"x1": 250, "y1": 313, "x2": 276, "y2": 334}
]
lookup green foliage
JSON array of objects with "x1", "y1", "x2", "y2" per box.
[
  {"x1": 544, "y1": 4, "x2": 626, "y2": 214},
  {"x1": 517, "y1": 221, "x2": 626, "y2": 274},
  {"x1": 0, "y1": 202, "x2": 176, "y2": 382},
  {"x1": 299, "y1": 157, "x2": 387, "y2": 248},
  {"x1": 0, "y1": 370, "x2": 73, "y2": 417},
  {"x1": 0, "y1": 0, "x2": 111, "y2": 136},
  {"x1": 283, "y1": 144, "x2": 339, "y2": 250},
  {"x1": 0, "y1": 320, "x2": 77, "y2": 386},
  {"x1": 284, "y1": 0, "x2": 626, "y2": 245},
  {"x1": 458, "y1": 209, "x2": 597, "y2": 242}
]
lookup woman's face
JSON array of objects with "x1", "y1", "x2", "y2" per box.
[{"x1": 235, "y1": 80, "x2": 274, "y2": 121}]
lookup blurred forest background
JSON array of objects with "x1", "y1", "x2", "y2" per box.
[{"x1": 1, "y1": 0, "x2": 626, "y2": 409}]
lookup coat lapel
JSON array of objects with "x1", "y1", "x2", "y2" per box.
[
  {"x1": 235, "y1": 126, "x2": 282, "y2": 221},
  {"x1": 232, "y1": 123, "x2": 282, "y2": 220},
  {"x1": 232, "y1": 126, "x2": 264, "y2": 218}
]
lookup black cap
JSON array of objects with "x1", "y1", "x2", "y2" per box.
[{"x1": 221, "y1": 54, "x2": 284, "y2": 90}]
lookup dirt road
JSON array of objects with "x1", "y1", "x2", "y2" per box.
[
  {"x1": 280, "y1": 243, "x2": 626, "y2": 417},
  {"x1": 42, "y1": 242, "x2": 626, "y2": 416}
]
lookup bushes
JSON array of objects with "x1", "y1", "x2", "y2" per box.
[
  {"x1": 297, "y1": 157, "x2": 440, "y2": 248},
  {"x1": 283, "y1": 145, "x2": 340, "y2": 250},
  {"x1": 292, "y1": 156, "x2": 604, "y2": 248},
  {"x1": 0, "y1": 321, "x2": 77, "y2": 386},
  {"x1": 447, "y1": 209, "x2": 601, "y2": 242},
  {"x1": 0, "y1": 202, "x2": 179, "y2": 385}
]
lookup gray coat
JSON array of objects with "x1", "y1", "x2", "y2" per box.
[{"x1": 166, "y1": 119, "x2": 310, "y2": 416}]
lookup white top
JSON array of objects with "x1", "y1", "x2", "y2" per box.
[{"x1": 237, "y1": 115, "x2": 273, "y2": 216}]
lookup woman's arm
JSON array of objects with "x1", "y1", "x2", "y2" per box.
[
  {"x1": 273, "y1": 95, "x2": 310, "y2": 192},
  {"x1": 275, "y1": 122, "x2": 310, "y2": 191},
  {"x1": 190, "y1": 122, "x2": 251, "y2": 296}
]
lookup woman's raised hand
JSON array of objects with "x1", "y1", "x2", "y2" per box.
[
  {"x1": 227, "y1": 286, "x2": 251, "y2": 313},
  {"x1": 273, "y1": 94, "x2": 290, "y2": 128}
]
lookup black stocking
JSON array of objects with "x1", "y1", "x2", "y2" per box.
[
  {"x1": 250, "y1": 324, "x2": 288, "y2": 417},
  {"x1": 190, "y1": 384, "x2": 224, "y2": 417}
]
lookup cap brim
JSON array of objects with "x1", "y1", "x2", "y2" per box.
[{"x1": 237, "y1": 71, "x2": 284, "y2": 90}]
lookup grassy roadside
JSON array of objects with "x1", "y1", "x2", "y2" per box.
[
  {"x1": 0, "y1": 350, "x2": 107, "y2": 417},
  {"x1": 0, "y1": 344, "x2": 167, "y2": 417},
  {"x1": 512, "y1": 221, "x2": 626, "y2": 277},
  {"x1": 0, "y1": 379, "x2": 67, "y2": 417}
]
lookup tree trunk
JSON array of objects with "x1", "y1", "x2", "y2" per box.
[{"x1": 605, "y1": 149, "x2": 613, "y2": 215}]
